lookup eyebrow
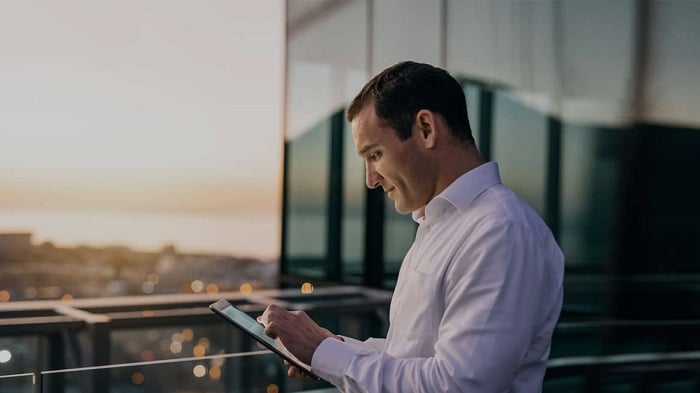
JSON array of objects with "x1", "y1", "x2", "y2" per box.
[{"x1": 358, "y1": 143, "x2": 379, "y2": 156}]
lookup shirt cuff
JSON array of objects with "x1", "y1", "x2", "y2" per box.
[
  {"x1": 339, "y1": 335, "x2": 364, "y2": 346},
  {"x1": 311, "y1": 337, "x2": 356, "y2": 387}
]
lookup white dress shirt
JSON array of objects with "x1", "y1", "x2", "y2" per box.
[{"x1": 311, "y1": 162, "x2": 564, "y2": 392}]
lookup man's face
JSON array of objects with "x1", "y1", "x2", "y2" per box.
[{"x1": 352, "y1": 105, "x2": 433, "y2": 214}]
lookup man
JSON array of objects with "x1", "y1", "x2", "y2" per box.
[{"x1": 261, "y1": 61, "x2": 564, "y2": 392}]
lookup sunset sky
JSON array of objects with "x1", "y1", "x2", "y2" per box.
[{"x1": 0, "y1": 1, "x2": 285, "y2": 257}]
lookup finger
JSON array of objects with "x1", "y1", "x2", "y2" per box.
[
  {"x1": 287, "y1": 365, "x2": 308, "y2": 379},
  {"x1": 264, "y1": 323, "x2": 278, "y2": 339},
  {"x1": 256, "y1": 315, "x2": 266, "y2": 326}
]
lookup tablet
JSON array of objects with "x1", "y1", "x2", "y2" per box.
[{"x1": 209, "y1": 299, "x2": 320, "y2": 380}]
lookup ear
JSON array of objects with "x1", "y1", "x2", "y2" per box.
[{"x1": 415, "y1": 109, "x2": 437, "y2": 149}]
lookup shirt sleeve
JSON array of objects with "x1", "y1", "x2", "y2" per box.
[
  {"x1": 310, "y1": 219, "x2": 562, "y2": 392},
  {"x1": 340, "y1": 336, "x2": 387, "y2": 351}
]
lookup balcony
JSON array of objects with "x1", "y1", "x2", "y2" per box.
[
  {"x1": 3, "y1": 284, "x2": 700, "y2": 392},
  {"x1": 0, "y1": 286, "x2": 391, "y2": 393}
]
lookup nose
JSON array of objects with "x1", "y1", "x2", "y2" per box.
[{"x1": 365, "y1": 161, "x2": 382, "y2": 189}]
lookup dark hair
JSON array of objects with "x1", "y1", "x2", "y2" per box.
[{"x1": 346, "y1": 61, "x2": 473, "y2": 143}]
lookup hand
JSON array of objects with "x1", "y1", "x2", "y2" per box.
[
  {"x1": 283, "y1": 360, "x2": 308, "y2": 379},
  {"x1": 259, "y1": 304, "x2": 341, "y2": 365}
]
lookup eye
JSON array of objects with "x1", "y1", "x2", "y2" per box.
[{"x1": 369, "y1": 151, "x2": 382, "y2": 161}]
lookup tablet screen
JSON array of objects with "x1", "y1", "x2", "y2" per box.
[{"x1": 209, "y1": 299, "x2": 319, "y2": 380}]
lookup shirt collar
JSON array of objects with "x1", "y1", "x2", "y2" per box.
[{"x1": 412, "y1": 161, "x2": 502, "y2": 224}]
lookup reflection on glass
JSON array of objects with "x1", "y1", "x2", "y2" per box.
[
  {"x1": 0, "y1": 337, "x2": 40, "y2": 378},
  {"x1": 383, "y1": 198, "x2": 416, "y2": 288},
  {"x1": 560, "y1": 124, "x2": 622, "y2": 269},
  {"x1": 463, "y1": 83, "x2": 481, "y2": 148},
  {"x1": 39, "y1": 351, "x2": 331, "y2": 393},
  {"x1": 491, "y1": 91, "x2": 548, "y2": 215},
  {"x1": 285, "y1": 119, "x2": 331, "y2": 278},
  {"x1": 342, "y1": 120, "x2": 366, "y2": 284},
  {"x1": 0, "y1": 372, "x2": 35, "y2": 393}
]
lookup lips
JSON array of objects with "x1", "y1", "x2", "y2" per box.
[{"x1": 385, "y1": 186, "x2": 395, "y2": 198}]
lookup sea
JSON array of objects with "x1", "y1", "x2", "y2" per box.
[{"x1": 0, "y1": 207, "x2": 280, "y2": 260}]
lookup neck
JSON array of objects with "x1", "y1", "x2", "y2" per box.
[{"x1": 433, "y1": 143, "x2": 484, "y2": 196}]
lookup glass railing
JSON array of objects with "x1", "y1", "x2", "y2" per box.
[
  {"x1": 4, "y1": 286, "x2": 700, "y2": 391},
  {"x1": 39, "y1": 350, "x2": 335, "y2": 393},
  {"x1": 0, "y1": 372, "x2": 36, "y2": 393}
]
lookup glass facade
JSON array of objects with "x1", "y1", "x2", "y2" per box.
[
  {"x1": 283, "y1": 0, "x2": 700, "y2": 389},
  {"x1": 284, "y1": 118, "x2": 331, "y2": 279},
  {"x1": 491, "y1": 91, "x2": 549, "y2": 216},
  {"x1": 341, "y1": 119, "x2": 365, "y2": 284}
]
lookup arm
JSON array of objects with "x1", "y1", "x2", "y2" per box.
[{"x1": 311, "y1": 220, "x2": 562, "y2": 392}]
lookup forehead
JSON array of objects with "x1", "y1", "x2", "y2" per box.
[{"x1": 351, "y1": 106, "x2": 392, "y2": 154}]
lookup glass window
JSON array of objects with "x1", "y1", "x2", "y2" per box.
[
  {"x1": 463, "y1": 83, "x2": 481, "y2": 148},
  {"x1": 383, "y1": 200, "x2": 416, "y2": 288},
  {"x1": 284, "y1": 120, "x2": 330, "y2": 278},
  {"x1": 342, "y1": 120, "x2": 365, "y2": 284},
  {"x1": 560, "y1": 124, "x2": 622, "y2": 269},
  {"x1": 491, "y1": 91, "x2": 548, "y2": 215}
]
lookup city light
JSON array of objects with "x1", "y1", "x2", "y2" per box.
[
  {"x1": 211, "y1": 354, "x2": 225, "y2": 368},
  {"x1": 193, "y1": 344, "x2": 206, "y2": 357},
  {"x1": 209, "y1": 365, "x2": 222, "y2": 380},
  {"x1": 131, "y1": 372, "x2": 145, "y2": 385},
  {"x1": 169, "y1": 341, "x2": 182, "y2": 354},
  {"x1": 146, "y1": 273, "x2": 160, "y2": 285},
  {"x1": 0, "y1": 290, "x2": 10, "y2": 302},
  {"x1": 142, "y1": 282, "x2": 155, "y2": 294},
  {"x1": 206, "y1": 283, "x2": 220, "y2": 294},
  {"x1": 301, "y1": 282, "x2": 314, "y2": 294},
  {"x1": 0, "y1": 350, "x2": 11, "y2": 363},
  {"x1": 198, "y1": 337, "x2": 211, "y2": 350},
  {"x1": 182, "y1": 328, "x2": 194, "y2": 342},
  {"x1": 267, "y1": 384, "x2": 280, "y2": 393},
  {"x1": 61, "y1": 294, "x2": 74, "y2": 302},
  {"x1": 193, "y1": 364, "x2": 207, "y2": 378},
  {"x1": 240, "y1": 283, "x2": 253, "y2": 295},
  {"x1": 141, "y1": 350, "x2": 154, "y2": 362},
  {"x1": 190, "y1": 280, "x2": 204, "y2": 293}
]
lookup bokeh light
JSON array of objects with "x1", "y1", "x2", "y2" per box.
[
  {"x1": 190, "y1": 280, "x2": 204, "y2": 293},
  {"x1": 142, "y1": 282, "x2": 155, "y2": 294},
  {"x1": 141, "y1": 350, "x2": 154, "y2": 362},
  {"x1": 169, "y1": 341, "x2": 182, "y2": 354},
  {"x1": 240, "y1": 283, "x2": 253, "y2": 295},
  {"x1": 301, "y1": 282, "x2": 314, "y2": 294},
  {"x1": 182, "y1": 328, "x2": 194, "y2": 342},
  {"x1": 0, "y1": 350, "x2": 11, "y2": 363},
  {"x1": 146, "y1": 273, "x2": 160, "y2": 285},
  {"x1": 193, "y1": 344, "x2": 206, "y2": 357},
  {"x1": 209, "y1": 365, "x2": 222, "y2": 380},
  {"x1": 267, "y1": 384, "x2": 279, "y2": 393},
  {"x1": 198, "y1": 337, "x2": 211, "y2": 350},
  {"x1": 131, "y1": 372, "x2": 145, "y2": 385},
  {"x1": 193, "y1": 364, "x2": 207, "y2": 378},
  {"x1": 0, "y1": 290, "x2": 10, "y2": 302}
]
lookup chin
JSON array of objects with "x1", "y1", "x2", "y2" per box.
[{"x1": 393, "y1": 202, "x2": 412, "y2": 215}]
